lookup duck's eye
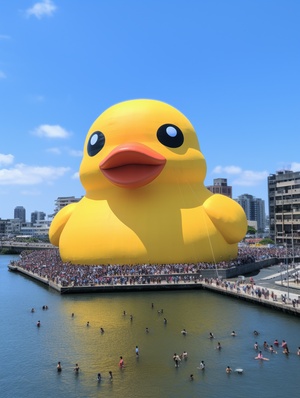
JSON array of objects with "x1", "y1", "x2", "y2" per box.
[
  {"x1": 156, "y1": 124, "x2": 184, "y2": 148},
  {"x1": 87, "y1": 131, "x2": 105, "y2": 156}
]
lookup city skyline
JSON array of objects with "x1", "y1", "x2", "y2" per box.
[{"x1": 1, "y1": 1, "x2": 299, "y2": 219}]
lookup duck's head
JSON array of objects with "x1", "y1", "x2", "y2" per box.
[{"x1": 79, "y1": 99, "x2": 207, "y2": 195}]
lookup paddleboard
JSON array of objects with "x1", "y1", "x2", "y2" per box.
[{"x1": 255, "y1": 357, "x2": 269, "y2": 361}]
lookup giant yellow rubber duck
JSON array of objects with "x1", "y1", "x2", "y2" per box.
[{"x1": 49, "y1": 99, "x2": 247, "y2": 265}]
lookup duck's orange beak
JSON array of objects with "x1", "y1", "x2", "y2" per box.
[{"x1": 99, "y1": 143, "x2": 166, "y2": 188}]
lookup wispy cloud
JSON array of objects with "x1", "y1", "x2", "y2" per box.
[
  {"x1": 291, "y1": 162, "x2": 300, "y2": 172},
  {"x1": 28, "y1": 94, "x2": 45, "y2": 103},
  {"x1": 0, "y1": 163, "x2": 70, "y2": 185},
  {"x1": 25, "y1": 0, "x2": 57, "y2": 19},
  {"x1": 0, "y1": 70, "x2": 7, "y2": 79},
  {"x1": 212, "y1": 165, "x2": 269, "y2": 187},
  {"x1": 32, "y1": 124, "x2": 71, "y2": 139},
  {"x1": 72, "y1": 171, "x2": 80, "y2": 179},
  {"x1": 0, "y1": 154, "x2": 14, "y2": 166},
  {"x1": 46, "y1": 147, "x2": 61, "y2": 155},
  {"x1": 68, "y1": 149, "x2": 82, "y2": 157},
  {"x1": 0, "y1": 34, "x2": 11, "y2": 40}
]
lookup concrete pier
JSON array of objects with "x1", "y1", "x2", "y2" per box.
[{"x1": 8, "y1": 263, "x2": 300, "y2": 317}]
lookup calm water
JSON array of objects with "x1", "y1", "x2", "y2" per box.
[{"x1": 1, "y1": 254, "x2": 300, "y2": 398}]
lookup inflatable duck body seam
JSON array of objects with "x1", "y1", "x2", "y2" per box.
[{"x1": 49, "y1": 99, "x2": 247, "y2": 265}]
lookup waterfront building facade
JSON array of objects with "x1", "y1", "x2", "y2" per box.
[
  {"x1": 268, "y1": 170, "x2": 300, "y2": 248},
  {"x1": 31, "y1": 211, "x2": 46, "y2": 224},
  {"x1": 235, "y1": 194, "x2": 266, "y2": 233},
  {"x1": 206, "y1": 178, "x2": 232, "y2": 198},
  {"x1": 52, "y1": 196, "x2": 82, "y2": 216}
]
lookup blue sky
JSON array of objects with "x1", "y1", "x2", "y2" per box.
[{"x1": 0, "y1": 0, "x2": 299, "y2": 220}]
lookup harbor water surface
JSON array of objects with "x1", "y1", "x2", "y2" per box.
[{"x1": 1, "y1": 254, "x2": 299, "y2": 398}]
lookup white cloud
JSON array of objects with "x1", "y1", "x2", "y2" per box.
[
  {"x1": 232, "y1": 170, "x2": 269, "y2": 187},
  {"x1": 46, "y1": 147, "x2": 61, "y2": 155},
  {"x1": 211, "y1": 164, "x2": 269, "y2": 187},
  {"x1": 212, "y1": 165, "x2": 242, "y2": 175},
  {"x1": 26, "y1": 0, "x2": 57, "y2": 19},
  {"x1": 68, "y1": 149, "x2": 83, "y2": 157},
  {"x1": 32, "y1": 124, "x2": 71, "y2": 138},
  {"x1": 72, "y1": 171, "x2": 80, "y2": 179},
  {"x1": 0, "y1": 70, "x2": 7, "y2": 79},
  {"x1": 0, "y1": 154, "x2": 14, "y2": 166},
  {"x1": 28, "y1": 94, "x2": 45, "y2": 103},
  {"x1": 0, "y1": 35, "x2": 11, "y2": 40},
  {"x1": 290, "y1": 162, "x2": 300, "y2": 172},
  {"x1": 0, "y1": 164, "x2": 70, "y2": 185}
]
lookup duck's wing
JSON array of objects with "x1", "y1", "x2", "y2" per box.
[
  {"x1": 203, "y1": 194, "x2": 247, "y2": 243},
  {"x1": 49, "y1": 203, "x2": 77, "y2": 246}
]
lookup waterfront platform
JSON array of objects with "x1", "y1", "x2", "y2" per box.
[{"x1": 8, "y1": 263, "x2": 300, "y2": 317}]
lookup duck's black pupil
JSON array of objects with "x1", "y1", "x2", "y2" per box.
[
  {"x1": 87, "y1": 131, "x2": 105, "y2": 156},
  {"x1": 157, "y1": 124, "x2": 184, "y2": 148}
]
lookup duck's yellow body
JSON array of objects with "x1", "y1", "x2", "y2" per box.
[{"x1": 49, "y1": 99, "x2": 247, "y2": 265}]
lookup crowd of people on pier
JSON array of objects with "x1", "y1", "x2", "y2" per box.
[{"x1": 10, "y1": 246, "x2": 300, "y2": 288}]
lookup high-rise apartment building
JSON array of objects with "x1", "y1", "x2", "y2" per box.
[
  {"x1": 268, "y1": 170, "x2": 300, "y2": 247},
  {"x1": 53, "y1": 196, "x2": 82, "y2": 216},
  {"x1": 235, "y1": 194, "x2": 266, "y2": 233},
  {"x1": 31, "y1": 211, "x2": 46, "y2": 224},
  {"x1": 14, "y1": 206, "x2": 26, "y2": 223},
  {"x1": 206, "y1": 178, "x2": 232, "y2": 198}
]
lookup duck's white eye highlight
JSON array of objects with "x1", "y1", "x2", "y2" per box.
[{"x1": 166, "y1": 126, "x2": 177, "y2": 137}]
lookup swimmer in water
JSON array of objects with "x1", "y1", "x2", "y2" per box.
[
  {"x1": 297, "y1": 347, "x2": 300, "y2": 356},
  {"x1": 57, "y1": 362, "x2": 62, "y2": 372},
  {"x1": 231, "y1": 331, "x2": 236, "y2": 336},
  {"x1": 119, "y1": 356, "x2": 124, "y2": 368},
  {"x1": 256, "y1": 351, "x2": 263, "y2": 359},
  {"x1": 86, "y1": 321, "x2": 90, "y2": 327},
  {"x1": 174, "y1": 354, "x2": 181, "y2": 367},
  {"x1": 97, "y1": 373, "x2": 101, "y2": 382},
  {"x1": 281, "y1": 340, "x2": 287, "y2": 348},
  {"x1": 216, "y1": 342, "x2": 222, "y2": 350},
  {"x1": 190, "y1": 374, "x2": 194, "y2": 381},
  {"x1": 109, "y1": 371, "x2": 113, "y2": 380},
  {"x1": 74, "y1": 363, "x2": 80, "y2": 373},
  {"x1": 100, "y1": 327, "x2": 104, "y2": 333},
  {"x1": 226, "y1": 366, "x2": 232, "y2": 373},
  {"x1": 182, "y1": 351, "x2": 188, "y2": 359},
  {"x1": 181, "y1": 328, "x2": 187, "y2": 335},
  {"x1": 135, "y1": 346, "x2": 139, "y2": 357},
  {"x1": 209, "y1": 332, "x2": 214, "y2": 339},
  {"x1": 254, "y1": 342, "x2": 258, "y2": 350},
  {"x1": 283, "y1": 346, "x2": 289, "y2": 355},
  {"x1": 145, "y1": 327, "x2": 149, "y2": 333},
  {"x1": 36, "y1": 320, "x2": 41, "y2": 327},
  {"x1": 199, "y1": 360, "x2": 205, "y2": 370}
]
